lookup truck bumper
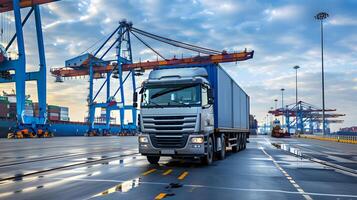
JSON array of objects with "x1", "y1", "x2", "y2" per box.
[{"x1": 139, "y1": 134, "x2": 205, "y2": 157}]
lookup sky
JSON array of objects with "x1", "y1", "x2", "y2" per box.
[{"x1": 0, "y1": 0, "x2": 356, "y2": 131}]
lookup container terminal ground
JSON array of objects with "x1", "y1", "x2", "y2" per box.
[{"x1": 0, "y1": 135, "x2": 356, "y2": 200}]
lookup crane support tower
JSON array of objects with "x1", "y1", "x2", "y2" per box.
[
  {"x1": 51, "y1": 20, "x2": 254, "y2": 136},
  {"x1": 0, "y1": 0, "x2": 58, "y2": 138},
  {"x1": 269, "y1": 101, "x2": 345, "y2": 135}
]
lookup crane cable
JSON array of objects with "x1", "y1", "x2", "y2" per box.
[
  {"x1": 129, "y1": 30, "x2": 166, "y2": 60},
  {"x1": 131, "y1": 27, "x2": 222, "y2": 55},
  {"x1": 132, "y1": 29, "x2": 218, "y2": 55},
  {"x1": 131, "y1": 27, "x2": 221, "y2": 54}
]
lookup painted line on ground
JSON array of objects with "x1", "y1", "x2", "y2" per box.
[
  {"x1": 162, "y1": 169, "x2": 172, "y2": 176},
  {"x1": 154, "y1": 193, "x2": 167, "y2": 200},
  {"x1": 261, "y1": 148, "x2": 313, "y2": 200},
  {"x1": 0, "y1": 152, "x2": 140, "y2": 182},
  {"x1": 141, "y1": 169, "x2": 157, "y2": 176},
  {"x1": 271, "y1": 140, "x2": 357, "y2": 176},
  {"x1": 40, "y1": 177, "x2": 357, "y2": 198},
  {"x1": 177, "y1": 171, "x2": 189, "y2": 180}
]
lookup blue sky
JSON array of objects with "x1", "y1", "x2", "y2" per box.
[{"x1": 1, "y1": 0, "x2": 356, "y2": 130}]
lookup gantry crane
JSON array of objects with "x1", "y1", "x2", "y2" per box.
[
  {"x1": 51, "y1": 20, "x2": 254, "y2": 136},
  {"x1": 269, "y1": 101, "x2": 345, "y2": 134},
  {"x1": 0, "y1": 0, "x2": 59, "y2": 138}
]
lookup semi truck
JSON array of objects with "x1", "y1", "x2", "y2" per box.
[{"x1": 136, "y1": 64, "x2": 250, "y2": 165}]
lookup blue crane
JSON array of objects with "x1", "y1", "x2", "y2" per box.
[
  {"x1": 51, "y1": 20, "x2": 254, "y2": 136},
  {"x1": 0, "y1": 0, "x2": 58, "y2": 138}
]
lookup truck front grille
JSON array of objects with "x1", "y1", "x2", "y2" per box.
[
  {"x1": 150, "y1": 134, "x2": 188, "y2": 148},
  {"x1": 142, "y1": 115, "x2": 196, "y2": 133}
]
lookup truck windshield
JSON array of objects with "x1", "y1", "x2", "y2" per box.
[{"x1": 142, "y1": 84, "x2": 201, "y2": 108}]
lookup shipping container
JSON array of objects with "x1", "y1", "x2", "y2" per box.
[
  {"x1": 0, "y1": 102, "x2": 9, "y2": 118},
  {"x1": 49, "y1": 113, "x2": 60, "y2": 117},
  {"x1": 60, "y1": 106, "x2": 69, "y2": 112},
  {"x1": 6, "y1": 95, "x2": 16, "y2": 103},
  {"x1": 212, "y1": 65, "x2": 249, "y2": 130},
  {"x1": 49, "y1": 116, "x2": 60, "y2": 121},
  {"x1": 0, "y1": 96, "x2": 8, "y2": 102}
]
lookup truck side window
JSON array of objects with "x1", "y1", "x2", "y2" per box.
[{"x1": 202, "y1": 86, "x2": 208, "y2": 106}]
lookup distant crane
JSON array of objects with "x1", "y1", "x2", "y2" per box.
[
  {"x1": 0, "y1": 0, "x2": 58, "y2": 138},
  {"x1": 51, "y1": 20, "x2": 254, "y2": 136},
  {"x1": 269, "y1": 101, "x2": 345, "y2": 135}
]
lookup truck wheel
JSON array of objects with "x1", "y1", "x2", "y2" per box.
[
  {"x1": 232, "y1": 134, "x2": 239, "y2": 153},
  {"x1": 201, "y1": 137, "x2": 213, "y2": 165},
  {"x1": 147, "y1": 156, "x2": 160, "y2": 164},
  {"x1": 217, "y1": 135, "x2": 226, "y2": 160},
  {"x1": 242, "y1": 134, "x2": 247, "y2": 150}
]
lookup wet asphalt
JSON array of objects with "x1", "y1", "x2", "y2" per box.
[{"x1": 0, "y1": 135, "x2": 356, "y2": 200}]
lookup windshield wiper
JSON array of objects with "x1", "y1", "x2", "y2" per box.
[
  {"x1": 147, "y1": 100, "x2": 164, "y2": 108},
  {"x1": 151, "y1": 85, "x2": 194, "y2": 99}
]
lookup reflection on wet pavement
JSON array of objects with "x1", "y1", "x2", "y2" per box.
[{"x1": 92, "y1": 177, "x2": 141, "y2": 198}]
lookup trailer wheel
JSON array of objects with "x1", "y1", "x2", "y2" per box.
[
  {"x1": 217, "y1": 135, "x2": 226, "y2": 160},
  {"x1": 147, "y1": 156, "x2": 160, "y2": 164},
  {"x1": 201, "y1": 137, "x2": 213, "y2": 165},
  {"x1": 242, "y1": 134, "x2": 247, "y2": 150},
  {"x1": 232, "y1": 134, "x2": 239, "y2": 153}
]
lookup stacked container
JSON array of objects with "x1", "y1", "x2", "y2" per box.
[
  {"x1": 33, "y1": 102, "x2": 39, "y2": 117},
  {"x1": 9, "y1": 103, "x2": 16, "y2": 119},
  {"x1": 24, "y1": 100, "x2": 34, "y2": 117},
  {"x1": 60, "y1": 106, "x2": 69, "y2": 121},
  {"x1": 0, "y1": 96, "x2": 10, "y2": 118},
  {"x1": 5, "y1": 95, "x2": 17, "y2": 119},
  {"x1": 48, "y1": 105, "x2": 60, "y2": 121}
]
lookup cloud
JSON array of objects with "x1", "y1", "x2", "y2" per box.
[
  {"x1": 1, "y1": 0, "x2": 356, "y2": 131},
  {"x1": 329, "y1": 15, "x2": 357, "y2": 26},
  {"x1": 264, "y1": 5, "x2": 304, "y2": 22}
]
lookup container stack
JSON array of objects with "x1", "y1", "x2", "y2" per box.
[
  {"x1": 6, "y1": 95, "x2": 17, "y2": 119},
  {"x1": 24, "y1": 100, "x2": 34, "y2": 117},
  {"x1": 0, "y1": 96, "x2": 9, "y2": 118},
  {"x1": 60, "y1": 107, "x2": 69, "y2": 121},
  {"x1": 33, "y1": 103, "x2": 39, "y2": 117},
  {"x1": 0, "y1": 95, "x2": 71, "y2": 121},
  {"x1": 9, "y1": 103, "x2": 16, "y2": 119},
  {"x1": 48, "y1": 105, "x2": 60, "y2": 121}
]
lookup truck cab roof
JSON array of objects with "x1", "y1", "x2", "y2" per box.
[{"x1": 145, "y1": 67, "x2": 210, "y2": 85}]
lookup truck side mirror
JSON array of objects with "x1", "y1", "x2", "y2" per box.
[
  {"x1": 207, "y1": 88, "x2": 214, "y2": 104},
  {"x1": 133, "y1": 92, "x2": 138, "y2": 108},
  {"x1": 133, "y1": 92, "x2": 138, "y2": 102},
  {"x1": 139, "y1": 87, "x2": 144, "y2": 94}
]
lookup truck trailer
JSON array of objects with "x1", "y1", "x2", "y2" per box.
[{"x1": 137, "y1": 64, "x2": 250, "y2": 165}]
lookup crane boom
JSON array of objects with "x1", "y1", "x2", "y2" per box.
[
  {"x1": 0, "y1": 0, "x2": 59, "y2": 13},
  {"x1": 51, "y1": 51, "x2": 254, "y2": 78}
]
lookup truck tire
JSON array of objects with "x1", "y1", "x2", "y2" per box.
[
  {"x1": 147, "y1": 156, "x2": 160, "y2": 164},
  {"x1": 201, "y1": 137, "x2": 213, "y2": 165},
  {"x1": 217, "y1": 135, "x2": 226, "y2": 160},
  {"x1": 232, "y1": 133, "x2": 239, "y2": 153},
  {"x1": 242, "y1": 134, "x2": 247, "y2": 149}
]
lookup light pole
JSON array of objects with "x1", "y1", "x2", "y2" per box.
[
  {"x1": 274, "y1": 99, "x2": 278, "y2": 110},
  {"x1": 280, "y1": 88, "x2": 285, "y2": 128},
  {"x1": 293, "y1": 65, "x2": 300, "y2": 133},
  {"x1": 315, "y1": 12, "x2": 329, "y2": 135}
]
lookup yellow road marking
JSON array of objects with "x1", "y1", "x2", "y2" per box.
[
  {"x1": 155, "y1": 193, "x2": 167, "y2": 200},
  {"x1": 162, "y1": 169, "x2": 173, "y2": 176},
  {"x1": 178, "y1": 171, "x2": 189, "y2": 180},
  {"x1": 141, "y1": 169, "x2": 157, "y2": 176}
]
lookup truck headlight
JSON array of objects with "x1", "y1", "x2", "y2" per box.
[
  {"x1": 139, "y1": 136, "x2": 149, "y2": 143},
  {"x1": 191, "y1": 137, "x2": 204, "y2": 144}
]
